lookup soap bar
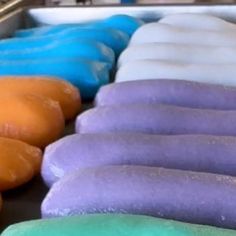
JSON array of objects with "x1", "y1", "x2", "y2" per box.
[
  {"x1": 0, "y1": 137, "x2": 42, "y2": 191},
  {"x1": 159, "y1": 13, "x2": 236, "y2": 31},
  {"x1": 0, "y1": 28, "x2": 129, "y2": 56},
  {"x1": 0, "y1": 76, "x2": 81, "y2": 120},
  {"x1": 96, "y1": 79, "x2": 236, "y2": 110},
  {"x1": 130, "y1": 23, "x2": 236, "y2": 46},
  {"x1": 2, "y1": 214, "x2": 236, "y2": 236},
  {"x1": 118, "y1": 43, "x2": 236, "y2": 67},
  {"x1": 55, "y1": 28, "x2": 129, "y2": 56},
  {"x1": 0, "y1": 40, "x2": 115, "y2": 68},
  {"x1": 0, "y1": 94, "x2": 64, "y2": 148},
  {"x1": 15, "y1": 14, "x2": 143, "y2": 37},
  {"x1": 76, "y1": 104, "x2": 236, "y2": 136},
  {"x1": 0, "y1": 58, "x2": 109, "y2": 99},
  {"x1": 42, "y1": 165, "x2": 236, "y2": 229},
  {"x1": 42, "y1": 133, "x2": 236, "y2": 187},
  {"x1": 115, "y1": 60, "x2": 236, "y2": 87}
]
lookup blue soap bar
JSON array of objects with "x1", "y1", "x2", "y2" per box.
[
  {"x1": 58, "y1": 28, "x2": 129, "y2": 55},
  {"x1": 0, "y1": 58, "x2": 109, "y2": 99},
  {"x1": 15, "y1": 14, "x2": 143, "y2": 38},
  {"x1": 0, "y1": 39, "x2": 115, "y2": 68},
  {"x1": 1, "y1": 28, "x2": 128, "y2": 56},
  {"x1": 100, "y1": 14, "x2": 143, "y2": 36}
]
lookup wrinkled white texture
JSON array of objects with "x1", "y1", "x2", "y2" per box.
[
  {"x1": 159, "y1": 13, "x2": 236, "y2": 31},
  {"x1": 130, "y1": 23, "x2": 236, "y2": 46},
  {"x1": 116, "y1": 60, "x2": 236, "y2": 86},
  {"x1": 118, "y1": 43, "x2": 236, "y2": 67}
]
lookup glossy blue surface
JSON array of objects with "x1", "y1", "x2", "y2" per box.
[
  {"x1": 0, "y1": 39, "x2": 115, "y2": 68},
  {"x1": 1, "y1": 28, "x2": 129, "y2": 56},
  {"x1": 0, "y1": 59, "x2": 110, "y2": 99}
]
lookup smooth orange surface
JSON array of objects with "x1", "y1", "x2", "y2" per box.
[
  {"x1": 0, "y1": 137, "x2": 42, "y2": 191},
  {"x1": 0, "y1": 76, "x2": 81, "y2": 120},
  {"x1": 0, "y1": 94, "x2": 65, "y2": 148}
]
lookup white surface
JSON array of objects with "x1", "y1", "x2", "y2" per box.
[{"x1": 116, "y1": 60, "x2": 236, "y2": 86}]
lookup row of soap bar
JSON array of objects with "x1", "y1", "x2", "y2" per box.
[
  {"x1": 41, "y1": 80, "x2": 236, "y2": 229},
  {"x1": 0, "y1": 76, "x2": 81, "y2": 195},
  {"x1": 5, "y1": 13, "x2": 236, "y2": 235},
  {"x1": 116, "y1": 13, "x2": 236, "y2": 86},
  {"x1": 0, "y1": 15, "x2": 142, "y2": 99},
  {"x1": 42, "y1": 79, "x2": 236, "y2": 186},
  {"x1": 0, "y1": 14, "x2": 142, "y2": 233},
  {"x1": 39, "y1": 14, "x2": 236, "y2": 233},
  {"x1": 0, "y1": 14, "x2": 142, "y2": 229}
]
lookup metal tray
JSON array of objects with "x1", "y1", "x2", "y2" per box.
[
  {"x1": 1, "y1": 3, "x2": 236, "y2": 232},
  {"x1": 3, "y1": 3, "x2": 236, "y2": 37}
]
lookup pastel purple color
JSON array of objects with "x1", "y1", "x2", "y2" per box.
[
  {"x1": 41, "y1": 165, "x2": 236, "y2": 229},
  {"x1": 42, "y1": 133, "x2": 236, "y2": 187},
  {"x1": 76, "y1": 104, "x2": 236, "y2": 136},
  {"x1": 96, "y1": 79, "x2": 236, "y2": 109}
]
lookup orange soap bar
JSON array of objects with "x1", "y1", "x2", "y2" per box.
[
  {"x1": 0, "y1": 137, "x2": 42, "y2": 191},
  {"x1": 0, "y1": 76, "x2": 81, "y2": 120},
  {"x1": 0, "y1": 94, "x2": 64, "y2": 148}
]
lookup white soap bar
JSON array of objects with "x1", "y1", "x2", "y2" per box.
[
  {"x1": 159, "y1": 13, "x2": 236, "y2": 31},
  {"x1": 116, "y1": 59, "x2": 236, "y2": 86},
  {"x1": 130, "y1": 23, "x2": 236, "y2": 46},
  {"x1": 118, "y1": 43, "x2": 236, "y2": 67}
]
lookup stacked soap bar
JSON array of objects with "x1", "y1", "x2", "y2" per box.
[
  {"x1": 0, "y1": 76, "x2": 81, "y2": 213},
  {"x1": 116, "y1": 13, "x2": 236, "y2": 85},
  {"x1": 0, "y1": 15, "x2": 143, "y2": 99},
  {"x1": 0, "y1": 14, "x2": 142, "y2": 215},
  {"x1": 6, "y1": 13, "x2": 236, "y2": 236}
]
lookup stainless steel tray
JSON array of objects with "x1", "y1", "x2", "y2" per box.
[
  {"x1": 2, "y1": 4, "x2": 236, "y2": 38},
  {"x1": 1, "y1": 3, "x2": 236, "y2": 232}
]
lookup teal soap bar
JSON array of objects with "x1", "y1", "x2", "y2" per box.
[
  {"x1": 2, "y1": 214, "x2": 236, "y2": 236},
  {"x1": 0, "y1": 58, "x2": 109, "y2": 99}
]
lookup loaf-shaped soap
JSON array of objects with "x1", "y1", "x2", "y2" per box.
[
  {"x1": 130, "y1": 23, "x2": 236, "y2": 46},
  {"x1": 41, "y1": 165, "x2": 236, "y2": 229},
  {"x1": 42, "y1": 133, "x2": 236, "y2": 187},
  {"x1": 0, "y1": 76, "x2": 81, "y2": 120},
  {"x1": 118, "y1": 43, "x2": 236, "y2": 67},
  {"x1": 115, "y1": 60, "x2": 236, "y2": 86},
  {"x1": 96, "y1": 79, "x2": 236, "y2": 110},
  {"x1": 0, "y1": 39, "x2": 115, "y2": 68},
  {"x1": 0, "y1": 28, "x2": 129, "y2": 56},
  {"x1": 0, "y1": 94, "x2": 64, "y2": 148},
  {"x1": 2, "y1": 214, "x2": 236, "y2": 236},
  {"x1": 159, "y1": 13, "x2": 236, "y2": 31},
  {"x1": 76, "y1": 104, "x2": 236, "y2": 136},
  {"x1": 15, "y1": 14, "x2": 143, "y2": 38},
  {"x1": 0, "y1": 137, "x2": 42, "y2": 191},
  {"x1": 0, "y1": 58, "x2": 109, "y2": 99},
  {"x1": 53, "y1": 28, "x2": 129, "y2": 56}
]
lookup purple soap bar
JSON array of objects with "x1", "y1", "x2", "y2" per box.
[
  {"x1": 41, "y1": 165, "x2": 236, "y2": 229},
  {"x1": 76, "y1": 104, "x2": 236, "y2": 136},
  {"x1": 95, "y1": 79, "x2": 236, "y2": 109},
  {"x1": 42, "y1": 133, "x2": 236, "y2": 187}
]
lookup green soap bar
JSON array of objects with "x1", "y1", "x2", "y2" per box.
[{"x1": 2, "y1": 214, "x2": 236, "y2": 236}]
